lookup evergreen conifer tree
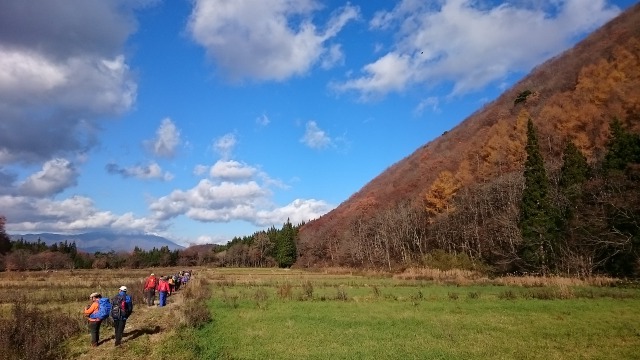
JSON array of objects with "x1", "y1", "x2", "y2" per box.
[
  {"x1": 0, "y1": 216, "x2": 10, "y2": 255},
  {"x1": 559, "y1": 140, "x2": 590, "y2": 201},
  {"x1": 519, "y1": 119, "x2": 556, "y2": 273},
  {"x1": 275, "y1": 219, "x2": 297, "y2": 268},
  {"x1": 603, "y1": 118, "x2": 640, "y2": 173}
]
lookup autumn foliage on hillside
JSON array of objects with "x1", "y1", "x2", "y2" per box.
[{"x1": 298, "y1": 3, "x2": 640, "y2": 276}]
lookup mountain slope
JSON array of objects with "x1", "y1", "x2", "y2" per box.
[
  {"x1": 10, "y1": 232, "x2": 184, "y2": 253},
  {"x1": 298, "y1": 3, "x2": 640, "y2": 267}
]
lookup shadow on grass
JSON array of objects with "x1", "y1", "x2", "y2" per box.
[
  {"x1": 125, "y1": 325, "x2": 162, "y2": 341},
  {"x1": 97, "y1": 325, "x2": 161, "y2": 346}
]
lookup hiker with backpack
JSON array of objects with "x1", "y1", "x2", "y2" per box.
[
  {"x1": 143, "y1": 273, "x2": 158, "y2": 306},
  {"x1": 157, "y1": 276, "x2": 170, "y2": 307},
  {"x1": 83, "y1": 292, "x2": 110, "y2": 347},
  {"x1": 111, "y1": 286, "x2": 133, "y2": 346}
]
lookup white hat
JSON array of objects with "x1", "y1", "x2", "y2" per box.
[
  {"x1": 119, "y1": 286, "x2": 127, "y2": 291},
  {"x1": 89, "y1": 292, "x2": 100, "y2": 299}
]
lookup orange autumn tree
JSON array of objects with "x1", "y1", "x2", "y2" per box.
[{"x1": 424, "y1": 170, "x2": 460, "y2": 221}]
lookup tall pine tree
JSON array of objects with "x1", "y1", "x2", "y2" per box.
[
  {"x1": 519, "y1": 119, "x2": 556, "y2": 273},
  {"x1": 603, "y1": 118, "x2": 640, "y2": 173},
  {"x1": 559, "y1": 140, "x2": 590, "y2": 202},
  {"x1": 275, "y1": 219, "x2": 297, "y2": 268},
  {"x1": 0, "y1": 216, "x2": 10, "y2": 255}
]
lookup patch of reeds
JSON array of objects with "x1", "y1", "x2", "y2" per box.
[
  {"x1": 498, "y1": 290, "x2": 519, "y2": 300},
  {"x1": 254, "y1": 288, "x2": 269, "y2": 308},
  {"x1": 394, "y1": 267, "x2": 486, "y2": 284},
  {"x1": 335, "y1": 286, "x2": 349, "y2": 301},
  {"x1": 0, "y1": 298, "x2": 82, "y2": 360},
  {"x1": 180, "y1": 277, "x2": 213, "y2": 328},
  {"x1": 371, "y1": 285, "x2": 381, "y2": 298},
  {"x1": 277, "y1": 283, "x2": 293, "y2": 300},
  {"x1": 301, "y1": 280, "x2": 314, "y2": 300}
]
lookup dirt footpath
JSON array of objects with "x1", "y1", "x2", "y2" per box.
[{"x1": 74, "y1": 291, "x2": 185, "y2": 360}]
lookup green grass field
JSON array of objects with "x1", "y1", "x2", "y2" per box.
[
  {"x1": 2, "y1": 268, "x2": 640, "y2": 359},
  {"x1": 162, "y1": 269, "x2": 640, "y2": 360}
]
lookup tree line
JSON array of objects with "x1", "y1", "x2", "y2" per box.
[{"x1": 0, "y1": 218, "x2": 300, "y2": 271}]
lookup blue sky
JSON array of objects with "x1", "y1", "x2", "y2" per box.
[{"x1": 0, "y1": 0, "x2": 636, "y2": 246}]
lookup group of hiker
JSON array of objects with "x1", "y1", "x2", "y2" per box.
[
  {"x1": 82, "y1": 270, "x2": 192, "y2": 347},
  {"x1": 143, "y1": 271, "x2": 191, "y2": 307}
]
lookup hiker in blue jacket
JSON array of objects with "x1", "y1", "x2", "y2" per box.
[{"x1": 111, "y1": 286, "x2": 133, "y2": 346}]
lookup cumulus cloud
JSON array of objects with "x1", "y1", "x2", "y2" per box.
[
  {"x1": 18, "y1": 158, "x2": 78, "y2": 197},
  {"x1": 254, "y1": 198, "x2": 333, "y2": 226},
  {"x1": 149, "y1": 156, "x2": 333, "y2": 227},
  {"x1": 187, "y1": 0, "x2": 358, "y2": 81},
  {"x1": 106, "y1": 162, "x2": 174, "y2": 181},
  {"x1": 210, "y1": 160, "x2": 257, "y2": 180},
  {"x1": 301, "y1": 121, "x2": 332, "y2": 149},
  {"x1": 0, "y1": 195, "x2": 161, "y2": 234},
  {"x1": 144, "y1": 118, "x2": 181, "y2": 158},
  {"x1": 334, "y1": 0, "x2": 621, "y2": 99},
  {"x1": 149, "y1": 179, "x2": 268, "y2": 221},
  {"x1": 0, "y1": 0, "x2": 143, "y2": 165},
  {"x1": 149, "y1": 178, "x2": 332, "y2": 227}
]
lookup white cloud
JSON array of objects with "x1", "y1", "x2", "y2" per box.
[
  {"x1": 18, "y1": 158, "x2": 78, "y2": 197},
  {"x1": 187, "y1": 0, "x2": 358, "y2": 81},
  {"x1": 191, "y1": 234, "x2": 228, "y2": 246},
  {"x1": 301, "y1": 121, "x2": 332, "y2": 149},
  {"x1": 321, "y1": 44, "x2": 345, "y2": 69},
  {"x1": 106, "y1": 162, "x2": 173, "y2": 181},
  {"x1": 1, "y1": 195, "x2": 161, "y2": 234},
  {"x1": 149, "y1": 179, "x2": 268, "y2": 222},
  {"x1": 148, "y1": 157, "x2": 333, "y2": 227},
  {"x1": 214, "y1": 133, "x2": 237, "y2": 159},
  {"x1": 210, "y1": 160, "x2": 257, "y2": 180},
  {"x1": 332, "y1": 52, "x2": 412, "y2": 100},
  {"x1": 335, "y1": 0, "x2": 621, "y2": 99},
  {"x1": 145, "y1": 118, "x2": 181, "y2": 158},
  {"x1": 193, "y1": 164, "x2": 209, "y2": 176},
  {"x1": 254, "y1": 198, "x2": 333, "y2": 227}
]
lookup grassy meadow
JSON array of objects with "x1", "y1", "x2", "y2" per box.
[{"x1": 1, "y1": 267, "x2": 640, "y2": 359}]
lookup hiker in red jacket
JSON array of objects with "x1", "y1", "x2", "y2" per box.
[
  {"x1": 157, "y1": 276, "x2": 170, "y2": 307},
  {"x1": 143, "y1": 273, "x2": 158, "y2": 306}
]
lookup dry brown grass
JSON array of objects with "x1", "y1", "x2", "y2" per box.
[
  {"x1": 0, "y1": 267, "x2": 211, "y2": 360},
  {"x1": 394, "y1": 267, "x2": 487, "y2": 285}
]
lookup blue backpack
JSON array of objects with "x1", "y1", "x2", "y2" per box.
[{"x1": 90, "y1": 298, "x2": 112, "y2": 321}]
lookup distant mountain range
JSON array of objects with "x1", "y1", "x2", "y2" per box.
[{"x1": 9, "y1": 232, "x2": 184, "y2": 253}]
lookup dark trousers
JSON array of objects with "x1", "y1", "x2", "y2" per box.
[
  {"x1": 88, "y1": 320, "x2": 101, "y2": 345},
  {"x1": 145, "y1": 289, "x2": 156, "y2": 306},
  {"x1": 113, "y1": 318, "x2": 127, "y2": 345}
]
